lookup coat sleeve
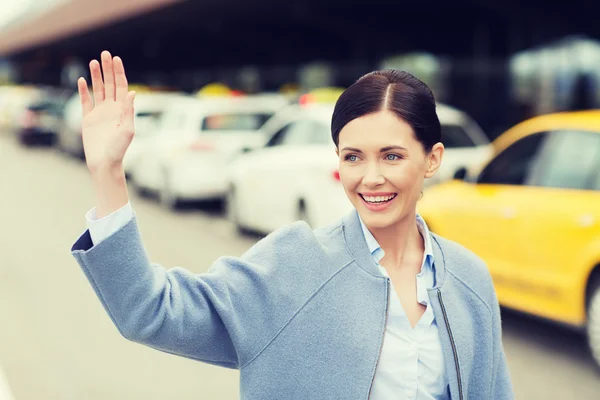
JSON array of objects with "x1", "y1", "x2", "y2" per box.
[
  {"x1": 71, "y1": 215, "x2": 316, "y2": 369},
  {"x1": 71, "y1": 216, "x2": 243, "y2": 367}
]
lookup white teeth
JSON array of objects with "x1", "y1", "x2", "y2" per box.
[{"x1": 363, "y1": 194, "x2": 395, "y2": 203}]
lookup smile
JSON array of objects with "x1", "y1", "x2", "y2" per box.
[{"x1": 359, "y1": 193, "x2": 397, "y2": 204}]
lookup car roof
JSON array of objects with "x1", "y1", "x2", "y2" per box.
[
  {"x1": 282, "y1": 102, "x2": 472, "y2": 124},
  {"x1": 435, "y1": 103, "x2": 472, "y2": 125},
  {"x1": 170, "y1": 94, "x2": 289, "y2": 115},
  {"x1": 494, "y1": 110, "x2": 600, "y2": 152},
  {"x1": 133, "y1": 92, "x2": 187, "y2": 110}
]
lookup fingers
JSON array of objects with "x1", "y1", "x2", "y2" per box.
[
  {"x1": 78, "y1": 77, "x2": 93, "y2": 116},
  {"x1": 90, "y1": 60, "x2": 105, "y2": 104},
  {"x1": 114, "y1": 56, "x2": 128, "y2": 102},
  {"x1": 101, "y1": 51, "x2": 115, "y2": 102}
]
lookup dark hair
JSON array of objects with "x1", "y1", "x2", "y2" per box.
[{"x1": 331, "y1": 70, "x2": 441, "y2": 153}]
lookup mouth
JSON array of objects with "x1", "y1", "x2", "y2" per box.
[
  {"x1": 358, "y1": 193, "x2": 398, "y2": 211},
  {"x1": 359, "y1": 193, "x2": 397, "y2": 203}
]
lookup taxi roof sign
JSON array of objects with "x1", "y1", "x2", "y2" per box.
[{"x1": 196, "y1": 83, "x2": 234, "y2": 97}]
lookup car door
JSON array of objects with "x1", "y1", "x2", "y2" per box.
[
  {"x1": 436, "y1": 132, "x2": 551, "y2": 305},
  {"x1": 251, "y1": 119, "x2": 321, "y2": 232},
  {"x1": 513, "y1": 130, "x2": 600, "y2": 322},
  {"x1": 137, "y1": 106, "x2": 189, "y2": 190},
  {"x1": 234, "y1": 121, "x2": 294, "y2": 229}
]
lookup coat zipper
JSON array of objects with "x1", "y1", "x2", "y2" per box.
[
  {"x1": 367, "y1": 278, "x2": 390, "y2": 399},
  {"x1": 437, "y1": 289, "x2": 463, "y2": 400}
]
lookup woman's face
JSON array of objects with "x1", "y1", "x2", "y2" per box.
[{"x1": 337, "y1": 110, "x2": 443, "y2": 230}]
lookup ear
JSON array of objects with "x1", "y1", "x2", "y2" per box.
[
  {"x1": 424, "y1": 142, "x2": 444, "y2": 178},
  {"x1": 335, "y1": 147, "x2": 339, "y2": 157}
]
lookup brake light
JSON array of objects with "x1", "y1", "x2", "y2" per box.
[
  {"x1": 299, "y1": 93, "x2": 316, "y2": 106},
  {"x1": 21, "y1": 110, "x2": 38, "y2": 128},
  {"x1": 332, "y1": 170, "x2": 341, "y2": 181}
]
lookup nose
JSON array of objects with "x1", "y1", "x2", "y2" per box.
[{"x1": 361, "y1": 163, "x2": 385, "y2": 188}]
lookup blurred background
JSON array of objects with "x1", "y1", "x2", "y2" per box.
[{"x1": 0, "y1": 0, "x2": 599, "y2": 399}]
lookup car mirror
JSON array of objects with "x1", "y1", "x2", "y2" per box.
[{"x1": 453, "y1": 167, "x2": 468, "y2": 181}]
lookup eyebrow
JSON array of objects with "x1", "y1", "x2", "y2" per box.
[{"x1": 340, "y1": 145, "x2": 408, "y2": 153}]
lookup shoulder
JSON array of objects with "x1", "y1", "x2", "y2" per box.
[
  {"x1": 239, "y1": 220, "x2": 316, "y2": 262},
  {"x1": 238, "y1": 218, "x2": 349, "y2": 269},
  {"x1": 432, "y1": 233, "x2": 497, "y2": 309}
]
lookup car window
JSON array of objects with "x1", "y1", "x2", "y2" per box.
[
  {"x1": 441, "y1": 124, "x2": 476, "y2": 148},
  {"x1": 265, "y1": 120, "x2": 330, "y2": 147},
  {"x1": 135, "y1": 111, "x2": 163, "y2": 136},
  {"x1": 594, "y1": 163, "x2": 600, "y2": 191},
  {"x1": 527, "y1": 130, "x2": 600, "y2": 190},
  {"x1": 201, "y1": 113, "x2": 272, "y2": 131},
  {"x1": 265, "y1": 123, "x2": 292, "y2": 147},
  {"x1": 478, "y1": 132, "x2": 548, "y2": 185},
  {"x1": 279, "y1": 120, "x2": 318, "y2": 146}
]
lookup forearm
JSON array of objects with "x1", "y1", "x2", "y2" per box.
[{"x1": 90, "y1": 164, "x2": 130, "y2": 219}]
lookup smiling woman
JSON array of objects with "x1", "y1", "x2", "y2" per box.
[
  {"x1": 70, "y1": 52, "x2": 514, "y2": 400},
  {"x1": 333, "y1": 72, "x2": 444, "y2": 234}
]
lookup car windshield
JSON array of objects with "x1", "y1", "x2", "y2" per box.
[{"x1": 201, "y1": 113, "x2": 273, "y2": 131}]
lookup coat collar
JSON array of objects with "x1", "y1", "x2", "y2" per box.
[{"x1": 341, "y1": 209, "x2": 446, "y2": 288}]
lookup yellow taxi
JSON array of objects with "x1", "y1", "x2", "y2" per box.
[{"x1": 417, "y1": 110, "x2": 600, "y2": 368}]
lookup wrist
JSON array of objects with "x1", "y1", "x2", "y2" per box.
[
  {"x1": 90, "y1": 162, "x2": 125, "y2": 181},
  {"x1": 89, "y1": 164, "x2": 129, "y2": 219}
]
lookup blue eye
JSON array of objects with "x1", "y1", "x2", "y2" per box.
[
  {"x1": 385, "y1": 154, "x2": 402, "y2": 161},
  {"x1": 345, "y1": 154, "x2": 359, "y2": 162}
]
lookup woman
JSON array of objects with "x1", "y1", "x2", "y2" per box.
[{"x1": 72, "y1": 51, "x2": 514, "y2": 399}]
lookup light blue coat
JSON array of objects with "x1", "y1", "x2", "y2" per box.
[{"x1": 71, "y1": 210, "x2": 514, "y2": 399}]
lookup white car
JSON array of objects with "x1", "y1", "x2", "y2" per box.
[
  {"x1": 130, "y1": 94, "x2": 290, "y2": 207},
  {"x1": 227, "y1": 102, "x2": 348, "y2": 234},
  {"x1": 0, "y1": 85, "x2": 46, "y2": 135},
  {"x1": 432, "y1": 104, "x2": 492, "y2": 186},
  {"x1": 226, "y1": 102, "x2": 492, "y2": 235},
  {"x1": 123, "y1": 92, "x2": 181, "y2": 176}
]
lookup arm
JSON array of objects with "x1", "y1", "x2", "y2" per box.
[
  {"x1": 77, "y1": 50, "x2": 136, "y2": 219},
  {"x1": 73, "y1": 51, "x2": 240, "y2": 367}
]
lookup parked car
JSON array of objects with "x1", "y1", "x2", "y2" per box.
[
  {"x1": 130, "y1": 93, "x2": 290, "y2": 208},
  {"x1": 227, "y1": 102, "x2": 347, "y2": 234},
  {"x1": 417, "y1": 110, "x2": 600, "y2": 369},
  {"x1": 429, "y1": 103, "x2": 492, "y2": 186},
  {"x1": 16, "y1": 93, "x2": 70, "y2": 146},
  {"x1": 0, "y1": 85, "x2": 46, "y2": 136},
  {"x1": 122, "y1": 91, "x2": 182, "y2": 177}
]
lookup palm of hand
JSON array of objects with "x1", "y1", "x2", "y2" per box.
[{"x1": 77, "y1": 51, "x2": 136, "y2": 172}]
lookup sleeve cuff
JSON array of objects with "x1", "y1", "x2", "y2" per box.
[{"x1": 86, "y1": 201, "x2": 135, "y2": 246}]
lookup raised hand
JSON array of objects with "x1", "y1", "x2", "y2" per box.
[{"x1": 77, "y1": 51, "x2": 136, "y2": 174}]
